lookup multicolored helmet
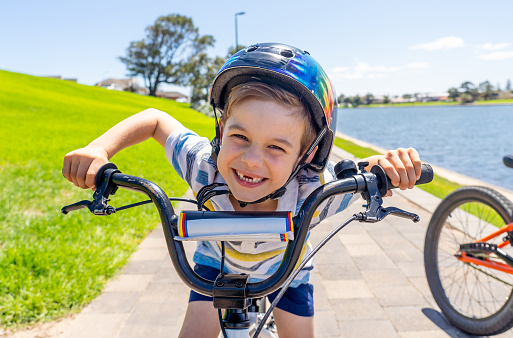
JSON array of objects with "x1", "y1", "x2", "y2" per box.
[{"x1": 209, "y1": 42, "x2": 337, "y2": 172}]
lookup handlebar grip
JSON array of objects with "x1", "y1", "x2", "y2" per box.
[
  {"x1": 95, "y1": 162, "x2": 119, "y2": 188},
  {"x1": 386, "y1": 163, "x2": 433, "y2": 189},
  {"x1": 504, "y1": 155, "x2": 513, "y2": 169}
]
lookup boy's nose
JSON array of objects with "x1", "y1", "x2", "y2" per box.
[{"x1": 241, "y1": 145, "x2": 264, "y2": 167}]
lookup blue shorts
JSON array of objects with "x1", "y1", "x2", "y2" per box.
[{"x1": 189, "y1": 264, "x2": 314, "y2": 317}]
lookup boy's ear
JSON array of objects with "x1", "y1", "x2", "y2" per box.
[{"x1": 304, "y1": 146, "x2": 318, "y2": 163}]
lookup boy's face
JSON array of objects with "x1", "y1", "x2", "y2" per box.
[{"x1": 217, "y1": 98, "x2": 307, "y2": 206}]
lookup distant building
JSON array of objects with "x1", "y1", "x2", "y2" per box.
[
  {"x1": 497, "y1": 91, "x2": 513, "y2": 100},
  {"x1": 372, "y1": 95, "x2": 386, "y2": 104},
  {"x1": 416, "y1": 93, "x2": 450, "y2": 102},
  {"x1": 95, "y1": 78, "x2": 190, "y2": 102},
  {"x1": 156, "y1": 91, "x2": 190, "y2": 103},
  {"x1": 390, "y1": 97, "x2": 411, "y2": 104},
  {"x1": 44, "y1": 76, "x2": 77, "y2": 82},
  {"x1": 95, "y1": 78, "x2": 148, "y2": 95}
]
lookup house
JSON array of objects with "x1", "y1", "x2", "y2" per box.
[
  {"x1": 95, "y1": 78, "x2": 190, "y2": 102},
  {"x1": 390, "y1": 97, "x2": 409, "y2": 104},
  {"x1": 95, "y1": 78, "x2": 148, "y2": 95},
  {"x1": 415, "y1": 93, "x2": 449, "y2": 103},
  {"x1": 496, "y1": 91, "x2": 513, "y2": 100},
  {"x1": 156, "y1": 91, "x2": 190, "y2": 103},
  {"x1": 44, "y1": 76, "x2": 77, "y2": 82}
]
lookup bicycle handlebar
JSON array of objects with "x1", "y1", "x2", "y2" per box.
[
  {"x1": 504, "y1": 155, "x2": 513, "y2": 169},
  {"x1": 62, "y1": 161, "x2": 433, "y2": 299}
]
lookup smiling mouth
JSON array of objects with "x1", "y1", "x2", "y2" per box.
[{"x1": 234, "y1": 169, "x2": 265, "y2": 184}]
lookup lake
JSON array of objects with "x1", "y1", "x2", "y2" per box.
[{"x1": 336, "y1": 104, "x2": 513, "y2": 191}]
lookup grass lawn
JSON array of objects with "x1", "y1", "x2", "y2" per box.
[{"x1": 0, "y1": 70, "x2": 214, "y2": 329}]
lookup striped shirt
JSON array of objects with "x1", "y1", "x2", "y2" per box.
[{"x1": 165, "y1": 128, "x2": 358, "y2": 287}]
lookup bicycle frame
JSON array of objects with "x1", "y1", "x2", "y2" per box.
[{"x1": 458, "y1": 222, "x2": 513, "y2": 274}]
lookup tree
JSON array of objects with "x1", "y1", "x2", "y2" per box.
[
  {"x1": 506, "y1": 79, "x2": 512, "y2": 92},
  {"x1": 182, "y1": 45, "x2": 250, "y2": 108},
  {"x1": 227, "y1": 45, "x2": 244, "y2": 56},
  {"x1": 179, "y1": 35, "x2": 224, "y2": 106},
  {"x1": 119, "y1": 14, "x2": 214, "y2": 96},
  {"x1": 363, "y1": 93, "x2": 374, "y2": 105},
  {"x1": 342, "y1": 96, "x2": 352, "y2": 107},
  {"x1": 383, "y1": 96, "x2": 390, "y2": 104},
  {"x1": 478, "y1": 81, "x2": 494, "y2": 100},
  {"x1": 460, "y1": 81, "x2": 478, "y2": 102},
  {"x1": 352, "y1": 95, "x2": 362, "y2": 107},
  {"x1": 337, "y1": 94, "x2": 345, "y2": 105},
  {"x1": 448, "y1": 87, "x2": 459, "y2": 102},
  {"x1": 460, "y1": 93, "x2": 474, "y2": 104}
]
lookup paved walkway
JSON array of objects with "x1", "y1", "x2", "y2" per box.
[{"x1": 9, "y1": 146, "x2": 513, "y2": 337}]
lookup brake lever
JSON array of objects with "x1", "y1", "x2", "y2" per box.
[
  {"x1": 355, "y1": 205, "x2": 420, "y2": 223},
  {"x1": 354, "y1": 165, "x2": 420, "y2": 223},
  {"x1": 379, "y1": 206, "x2": 420, "y2": 222},
  {"x1": 61, "y1": 188, "x2": 117, "y2": 216},
  {"x1": 61, "y1": 200, "x2": 92, "y2": 214},
  {"x1": 61, "y1": 163, "x2": 120, "y2": 216}
]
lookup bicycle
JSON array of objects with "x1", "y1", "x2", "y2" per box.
[
  {"x1": 424, "y1": 155, "x2": 513, "y2": 336},
  {"x1": 62, "y1": 160, "x2": 432, "y2": 337}
]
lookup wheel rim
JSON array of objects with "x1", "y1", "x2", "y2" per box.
[{"x1": 436, "y1": 200, "x2": 513, "y2": 319}]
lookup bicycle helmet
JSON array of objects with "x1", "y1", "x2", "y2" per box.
[{"x1": 208, "y1": 42, "x2": 338, "y2": 205}]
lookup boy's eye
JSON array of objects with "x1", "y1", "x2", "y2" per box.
[
  {"x1": 269, "y1": 145, "x2": 286, "y2": 152},
  {"x1": 232, "y1": 134, "x2": 248, "y2": 141}
]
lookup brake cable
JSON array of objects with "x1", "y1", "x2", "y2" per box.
[{"x1": 113, "y1": 198, "x2": 209, "y2": 212}]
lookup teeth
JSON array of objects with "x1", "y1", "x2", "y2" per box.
[{"x1": 236, "y1": 170, "x2": 264, "y2": 183}]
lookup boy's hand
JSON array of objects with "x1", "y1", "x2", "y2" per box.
[
  {"x1": 365, "y1": 148, "x2": 421, "y2": 197},
  {"x1": 62, "y1": 146, "x2": 109, "y2": 190}
]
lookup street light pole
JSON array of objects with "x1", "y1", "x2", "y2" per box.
[{"x1": 235, "y1": 12, "x2": 245, "y2": 52}]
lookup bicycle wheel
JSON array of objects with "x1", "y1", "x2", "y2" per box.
[{"x1": 424, "y1": 186, "x2": 513, "y2": 335}]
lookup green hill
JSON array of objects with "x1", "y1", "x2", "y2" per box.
[{"x1": 0, "y1": 69, "x2": 214, "y2": 329}]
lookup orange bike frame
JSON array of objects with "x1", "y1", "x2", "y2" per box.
[{"x1": 457, "y1": 223, "x2": 513, "y2": 274}]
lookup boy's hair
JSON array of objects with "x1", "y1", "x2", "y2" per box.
[{"x1": 220, "y1": 82, "x2": 317, "y2": 154}]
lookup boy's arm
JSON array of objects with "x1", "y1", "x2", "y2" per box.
[
  {"x1": 362, "y1": 147, "x2": 421, "y2": 196},
  {"x1": 62, "y1": 108, "x2": 183, "y2": 190}
]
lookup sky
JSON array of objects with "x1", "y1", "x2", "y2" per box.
[{"x1": 1, "y1": 0, "x2": 512, "y2": 97}]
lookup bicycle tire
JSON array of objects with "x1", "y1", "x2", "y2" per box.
[{"x1": 424, "y1": 186, "x2": 513, "y2": 335}]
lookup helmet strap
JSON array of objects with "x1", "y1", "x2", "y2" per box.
[
  {"x1": 196, "y1": 182, "x2": 229, "y2": 210},
  {"x1": 210, "y1": 105, "x2": 221, "y2": 163}
]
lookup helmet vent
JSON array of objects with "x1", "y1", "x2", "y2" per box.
[
  {"x1": 280, "y1": 50, "x2": 294, "y2": 58},
  {"x1": 246, "y1": 45, "x2": 258, "y2": 52}
]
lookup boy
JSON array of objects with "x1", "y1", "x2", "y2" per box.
[{"x1": 63, "y1": 43, "x2": 421, "y2": 337}]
